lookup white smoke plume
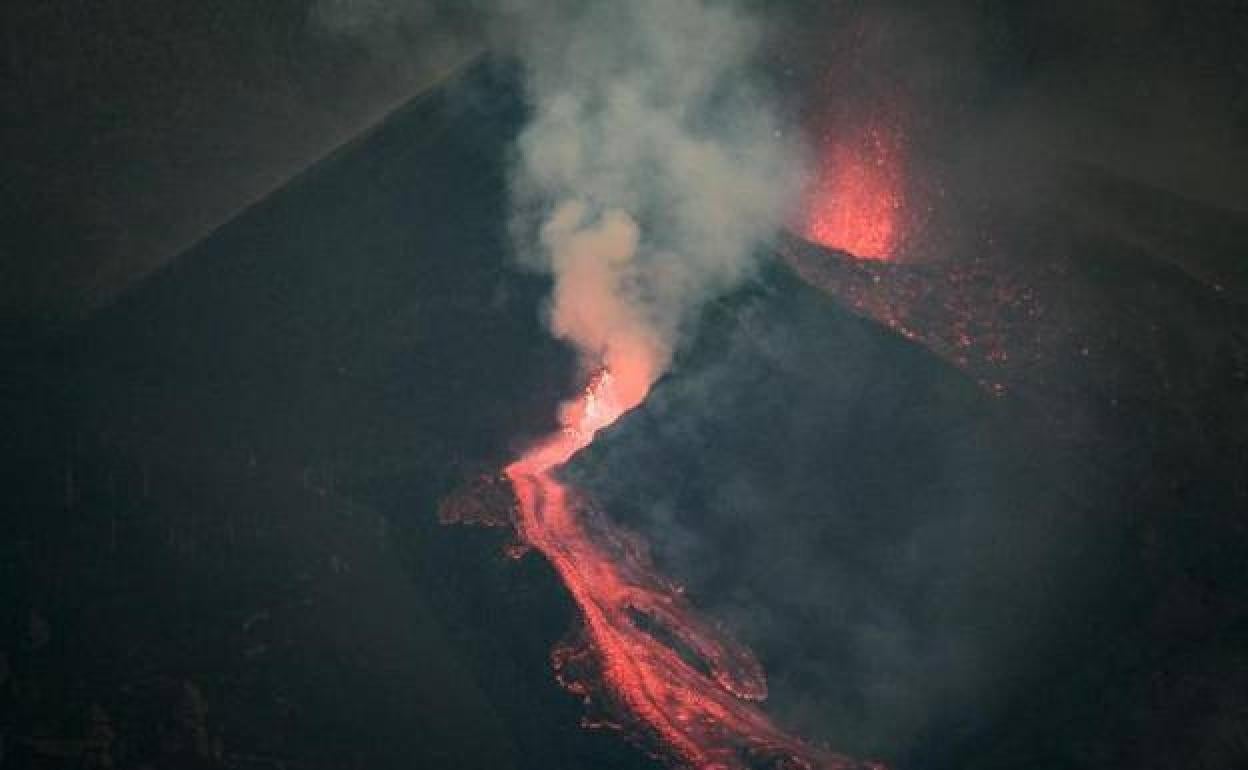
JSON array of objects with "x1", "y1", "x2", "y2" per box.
[
  {"x1": 501, "y1": 0, "x2": 801, "y2": 406},
  {"x1": 314, "y1": 0, "x2": 802, "y2": 407}
]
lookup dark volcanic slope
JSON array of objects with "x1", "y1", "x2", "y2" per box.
[
  {"x1": 2, "y1": 60, "x2": 650, "y2": 770},
  {"x1": 569, "y1": 262, "x2": 1080, "y2": 767},
  {"x1": 572, "y1": 243, "x2": 1247, "y2": 769}
]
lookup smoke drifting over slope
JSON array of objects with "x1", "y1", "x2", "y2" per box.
[{"x1": 318, "y1": 0, "x2": 800, "y2": 391}]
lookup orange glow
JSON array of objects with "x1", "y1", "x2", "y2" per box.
[
  {"x1": 802, "y1": 122, "x2": 905, "y2": 261},
  {"x1": 503, "y1": 365, "x2": 865, "y2": 769}
]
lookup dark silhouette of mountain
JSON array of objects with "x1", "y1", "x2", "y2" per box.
[
  {"x1": 1, "y1": 59, "x2": 642, "y2": 770},
  {"x1": 3, "y1": 56, "x2": 1246, "y2": 770}
]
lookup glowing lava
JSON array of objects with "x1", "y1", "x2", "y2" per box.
[
  {"x1": 504, "y1": 367, "x2": 867, "y2": 770},
  {"x1": 801, "y1": 122, "x2": 905, "y2": 261}
]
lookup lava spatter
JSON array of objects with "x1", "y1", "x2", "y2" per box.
[{"x1": 801, "y1": 120, "x2": 906, "y2": 262}]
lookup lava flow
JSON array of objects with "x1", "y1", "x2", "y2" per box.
[{"x1": 503, "y1": 366, "x2": 868, "y2": 770}]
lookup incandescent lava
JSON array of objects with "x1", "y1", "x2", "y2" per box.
[{"x1": 501, "y1": 366, "x2": 872, "y2": 770}]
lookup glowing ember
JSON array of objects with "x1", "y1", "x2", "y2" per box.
[
  {"x1": 503, "y1": 367, "x2": 869, "y2": 770},
  {"x1": 801, "y1": 122, "x2": 905, "y2": 261}
]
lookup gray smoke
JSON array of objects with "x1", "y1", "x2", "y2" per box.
[
  {"x1": 500, "y1": 0, "x2": 800, "y2": 399},
  {"x1": 315, "y1": 0, "x2": 802, "y2": 400}
]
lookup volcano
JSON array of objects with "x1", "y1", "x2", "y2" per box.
[{"x1": 4, "y1": 58, "x2": 1246, "y2": 770}]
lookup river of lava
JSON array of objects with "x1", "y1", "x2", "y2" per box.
[{"x1": 504, "y1": 368, "x2": 865, "y2": 770}]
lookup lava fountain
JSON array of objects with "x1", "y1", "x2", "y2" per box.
[
  {"x1": 503, "y1": 363, "x2": 870, "y2": 770},
  {"x1": 800, "y1": 120, "x2": 906, "y2": 261}
]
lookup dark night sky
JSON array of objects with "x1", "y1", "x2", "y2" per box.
[
  {"x1": 1, "y1": 0, "x2": 478, "y2": 322},
  {"x1": 1, "y1": 0, "x2": 1245, "y2": 323}
]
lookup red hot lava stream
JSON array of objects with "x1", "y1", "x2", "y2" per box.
[{"x1": 504, "y1": 367, "x2": 869, "y2": 770}]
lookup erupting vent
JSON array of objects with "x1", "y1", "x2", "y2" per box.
[{"x1": 800, "y1": 121, "x2": 906, "y2": 261}]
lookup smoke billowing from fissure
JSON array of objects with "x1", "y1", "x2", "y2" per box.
[
  {"x1": 320, "y1": 0, "x2": 800, "y2": 388},
  {"x1": 504, "y1": 0, "x2": 800, "y2": 393}
]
